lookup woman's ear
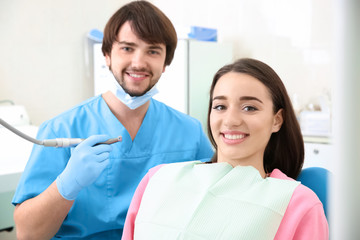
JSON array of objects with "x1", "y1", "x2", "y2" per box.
[{"x1": 272, "y1": 109, "x2": 284, "y2": 133}]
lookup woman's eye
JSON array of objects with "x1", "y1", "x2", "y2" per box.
[
  {"x1": 243, "y1": 106, "x2": 258, "y2": 112},
  {"x1": 213, "y1": 105, "x2": 226, "y2": 111}
]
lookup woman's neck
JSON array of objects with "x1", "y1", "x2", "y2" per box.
[{"x1": 217, "y1": 155, "x2": 267, "y2": 178}]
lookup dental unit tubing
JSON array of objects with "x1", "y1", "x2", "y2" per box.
[
  {"x1": 0, "y1": 118, "x2": 121, "y2": 147},
  {"x1": 41, "y1": 137, "x2": 121, "y2": 147}
]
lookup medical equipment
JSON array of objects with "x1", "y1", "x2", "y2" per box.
[{"x1": 0, "y1": 118, "x2": 121, "y2": 147}]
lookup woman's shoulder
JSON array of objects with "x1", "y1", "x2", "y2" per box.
[
  {"x1": 273, "y1": 170, "x2": 329, "y2": 239},
  {"x1": 271, "y1": 169, "x2": 322, "y2": 206}
]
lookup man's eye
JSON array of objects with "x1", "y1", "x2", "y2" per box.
[
  {"x1": 122, "y1": 47, "x2": 132, "y2": 52},
  {"x1": 149, "y1": 50, "x2": 160, "y2": 55}
]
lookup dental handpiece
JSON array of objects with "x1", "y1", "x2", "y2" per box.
[{"x1": 0, "y1": 118, "x2": 122, "y2": 148}]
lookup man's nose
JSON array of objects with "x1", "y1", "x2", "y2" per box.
[{"x1": 131, "y1": 51, "x2": 147, "y2": 69}]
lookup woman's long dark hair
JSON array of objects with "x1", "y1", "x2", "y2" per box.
[{"x1": 207, "y1": 58, "x2": 304, "y2": 179}]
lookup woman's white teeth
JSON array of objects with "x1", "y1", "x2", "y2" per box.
[{"x1": 224, "y1": 134, "x2": 245, "y2": 140}]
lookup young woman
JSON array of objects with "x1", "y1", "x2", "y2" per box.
[{"x1": 122, "y1": 58, "x2": 329, "y2": 240}]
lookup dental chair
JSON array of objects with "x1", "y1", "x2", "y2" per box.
[{"x1": 297, "y1": 167, "x2": 330, "y2": 219}]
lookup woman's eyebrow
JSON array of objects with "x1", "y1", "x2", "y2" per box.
[
  {"x1": 212, "y1": 96, "x2": 226, "y2": 101},
  {"x1": 239, "y1": 96, "x2": 263, "y2": 103},
  {"x1": 213, "y1": 95, "x2": 263, "y2": 104}
]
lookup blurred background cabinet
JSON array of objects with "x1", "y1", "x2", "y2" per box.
[
  {"x1": 303, "y1": 138, "x2": 333, "y2": 172},
  {"x1": 94, "y1": 39, "x2": 233, "y2": 131},
  {"x1": 154, "y1": 39, "x2": 233, "y2": 130}
]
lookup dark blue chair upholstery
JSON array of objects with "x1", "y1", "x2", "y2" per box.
[{"x1": 297, "y1": 167, "x2": 330, "y2": 218}]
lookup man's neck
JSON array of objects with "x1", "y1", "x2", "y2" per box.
[{"x1": 102, "y1": 91, "x2": 150, "y2": 140}]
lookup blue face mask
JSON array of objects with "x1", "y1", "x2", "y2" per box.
[{"x1": 111, "y1": 80, "x2": 159, "y2": 110}]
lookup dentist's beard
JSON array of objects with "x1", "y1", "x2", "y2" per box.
[
  {"x1": 109, "y1": 65, "x2": 154, "y2": 97},
  {"x1": 108, "y1": 68, "x2": 159, "y2": 110}
]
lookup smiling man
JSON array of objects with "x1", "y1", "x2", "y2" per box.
[
  {"x1": 106, "y1": 21, "x2": 165, "y2": 97},
  {"x1": 12, "y1": 1, "x2": 213, "y2": 239}
]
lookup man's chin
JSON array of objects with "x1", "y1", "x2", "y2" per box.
[
  {"x1": 128, "y1": 92, "x2": 145, "y2": 97},
  {"x1": 124, "y1": 88, "x2": 147, "y2": 97},
  {"x1": 124, "y1": 85, "x2": 153, "y2": 97}
]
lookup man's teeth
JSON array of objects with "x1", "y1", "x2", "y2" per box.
[
  {"x1": 224, "y1": 134, "x2": 246, "y2": 140},
  {"x1": 129, "y1": 73, "x2": 145, "y2": 78}
]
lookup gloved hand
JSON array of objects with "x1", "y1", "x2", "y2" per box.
[{"x1": 56, "y1": 135, "x2": 113, "y2": 200}]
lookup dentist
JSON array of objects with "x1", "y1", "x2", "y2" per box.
[{"x1": 12, "y1": 1, "x2": 213, "y2": 239}]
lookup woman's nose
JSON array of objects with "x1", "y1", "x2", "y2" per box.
[{"x1": 223, "y1": 109, "x2": 242, "y2": 127}]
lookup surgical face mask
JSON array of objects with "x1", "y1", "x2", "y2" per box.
[{"x1": 110, "y1": 79, "x2": 159, "y2": 110}]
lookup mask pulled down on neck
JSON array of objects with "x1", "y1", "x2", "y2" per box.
[{"x1": 110, "y1": 80, "x2": 159, "y2": 110}]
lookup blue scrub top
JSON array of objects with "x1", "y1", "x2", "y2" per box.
[{"x1": 12, "y1": 96, "x2": 214, "y2": 239}]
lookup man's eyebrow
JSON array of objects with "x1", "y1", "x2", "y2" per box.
[
  {"x1": 116, "y1": 40, "x2": 136, "y2": 46},
  {"x1": 116, "y1": 40, "x2": 163, "y2": 51},
  {"x1": 149, "y1": 45, "x2": 164, "y2": 50}
]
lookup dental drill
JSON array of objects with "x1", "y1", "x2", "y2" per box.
[{"x1": 0, "y1": 118, "x2": 121, "y2": 147}]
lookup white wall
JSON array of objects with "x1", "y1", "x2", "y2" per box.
[
  {"x1": 152, "y1": 0, "x2": 334, "y2": 114},
  {"x1": 0, "y1": 0, "x2": 130, "y2": 125},
  {"x1": 1, "y1": 0, "x2": 334, "y2": 126}
]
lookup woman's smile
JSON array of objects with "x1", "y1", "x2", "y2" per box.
[{"x1": 221, "y1": 131, "x2": 248, "y2": 144}]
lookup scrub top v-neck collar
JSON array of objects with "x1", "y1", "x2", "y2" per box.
[{"x1": 99, "y1": 97, "x2": 158, "y2": 154}]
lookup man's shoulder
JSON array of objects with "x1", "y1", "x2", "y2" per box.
[{"x1": 41, "y1": 95, "x2": 103, "y2": 129}]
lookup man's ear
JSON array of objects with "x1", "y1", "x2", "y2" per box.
[
  {"x1": 162, "y1": 65, "x2": 166, "y2": 73},
  {"x1": 105, "y1": 54, "x2": 111, "y2": 67},
  {"x1": 272, "y1": 109, "x2": 284, "y2": 133}
]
